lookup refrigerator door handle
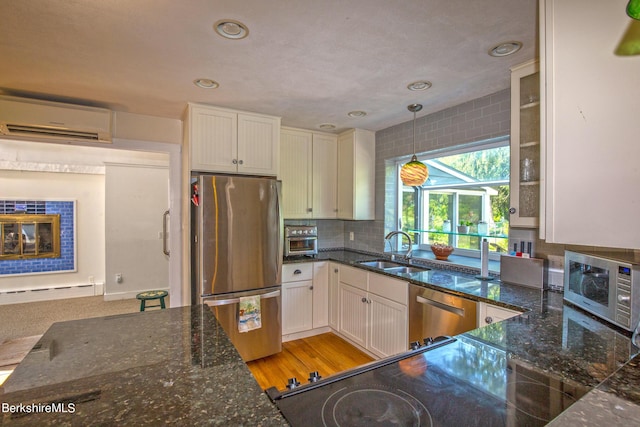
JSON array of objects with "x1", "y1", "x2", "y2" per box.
[
  {"x1": 162, "y1": 209, "x2": 170, "y2": 256},
  {"x1": 203, "y1": 289, "x2": 281, "y2": 307}
]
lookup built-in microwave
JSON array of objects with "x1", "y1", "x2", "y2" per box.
[{"x1": 564, "y1": 250, "x2": 640, "y2": 331}]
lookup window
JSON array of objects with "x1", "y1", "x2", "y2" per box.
[{"x1": 397, "y1": 138, "x2": 510, "y2": 258}]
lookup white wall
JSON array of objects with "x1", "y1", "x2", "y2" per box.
[
  {"x1": 0, "y1": 169, "x2": 105, "y2": 291},
  {"x1": 0, "y1": 138, "x2": 171, "y2": 303},
  {"x1": 104, "y1": 164, "x2": 169, "y2": 299}
]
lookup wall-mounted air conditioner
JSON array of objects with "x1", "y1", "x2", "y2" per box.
[{"x1": 0, "y1": 95, "x2": 112, "y2": 143}]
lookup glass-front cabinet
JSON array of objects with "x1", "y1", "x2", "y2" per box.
[
  {"x1": 0, "y1": 214, "x2": 61, "y2": 259},
  {"x1": 509, "y1": 60, "x2": 540, "y2": 228}
]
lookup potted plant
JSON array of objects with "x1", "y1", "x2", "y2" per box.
[{"x1": 457, "y1": 220, "x2": 472, "y2": 234}]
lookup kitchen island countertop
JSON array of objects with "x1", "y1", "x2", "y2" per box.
[{"x1": 0, "y1": 305, "x2": 288, "y2": 426}]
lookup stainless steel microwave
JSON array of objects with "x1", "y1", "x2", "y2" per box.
[{"x1": 564, "y1": 250, "x2": 640, "y2": 331}]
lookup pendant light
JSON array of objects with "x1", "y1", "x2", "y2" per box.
[{"x1": 400, "y1": 104, "x2": 429, "y2": 186}]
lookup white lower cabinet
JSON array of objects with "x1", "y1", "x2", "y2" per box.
[
  {"x1": 328, "y1": 262, "x2": 340, "y2": 330},
  {"x1": 368, "y1": 293, "x2": 408, "y2": 358},
  {"x1": 282, "y1": 279, "x2": 313, "y2": 335},
  {"x1": 338, "y1": 283, "x2": 368, "y2": 348},
  {"x1": 281, "y1": 262, "x2": 329, "y2": 340},
  {"x1": 312, "y1": 262, "x2": 329, "y2": 328},
  {"x1": 478, "y1": 302, "x2": 522, "y2": 326},
  {"x1": 337, "y1": 265, "x2": 408, "y2": 358}
]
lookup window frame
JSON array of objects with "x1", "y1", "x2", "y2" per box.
[{"x1": 394, "y1": 136, "x2": 510, "y2": 261}]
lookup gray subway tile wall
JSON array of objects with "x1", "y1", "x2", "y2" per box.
[{"x1": 342, "y1": 88, "x2": 511, "y2": 254}]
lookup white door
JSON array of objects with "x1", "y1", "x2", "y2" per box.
[
  {"x1": 312, "y1": 262, "x2": 329, "y2": 328},
  {"x1": 368, "y1": 293, "x2": 408, "y2": 358},
  {"x1": 312, "y1": 133, "x2": 338, "y2": 218},
  {"x1": 189, "y1": 106, "x2": 237, "y2": 173},
  {"x1": 237, "y1": 113, "x2": 279, "y2": 175},
  {"x1": 280, "y1": 129, "x2": 312, "y2": 218},
  {"x1": 282, "y1": 280, "x2": 314, "y2": 335},
  {"x1": 338, "y1": 282, "x2": 368, "y2": 348}
]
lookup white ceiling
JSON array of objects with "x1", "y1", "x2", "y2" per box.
[{"x1": 0, "y1": 0, "x2": 538, "y2": 133}]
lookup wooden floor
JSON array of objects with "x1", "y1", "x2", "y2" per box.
[
  {"x1": 246, "y1": 332, "x2": 374, "y2": 391},
  {"x1": 0, "y1": 335, "x2": 42, "y2": 386}
]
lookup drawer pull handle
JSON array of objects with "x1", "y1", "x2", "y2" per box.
[{"x1": 294, "y1": 269, "x2": 302, "y2": 275}]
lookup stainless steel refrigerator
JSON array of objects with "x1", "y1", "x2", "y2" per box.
[{"x1": 191, "y1": 174, "x2": 283, "y2": 361}]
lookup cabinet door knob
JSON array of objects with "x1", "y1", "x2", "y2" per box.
[
  {"x1": 334, "y1": 269, "x2": 339, "y2": 273},
  {"x1": 307, "y1": 208, "x2": 312, "y2": 212},
  {"x1": 509, "y1": 208, "x2": 516, "y2": 214},
  {"x1": 238, "y1": 160, "x2": 244, "y2": 165},
  {"x1": 232, "y1": 159, "x2": 238, "y2": 165},
  {"x1": 294, "y1": 269, "x2": 302, "y2": 275},
  {"x1": 361, "y1": 297, "x2": 367, "y2": 303},
  {"x1": 485, "y1": 316, "x2": 493, "y2": 324},
  {"x1": 309, "y1": 286, "x2": 314, "y2": 290}
]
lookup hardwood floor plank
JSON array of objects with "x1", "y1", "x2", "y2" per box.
[{"x1": 246, "y1": 332, "x2": 373, "y2": 390}]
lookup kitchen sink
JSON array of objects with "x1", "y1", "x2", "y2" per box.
[
  {"x1": 358, "y1": 260, "x2": 406, "y2": 269},
  {"x1": 383, "y1": 266, "x2": 428, "y2": 274},
  {"x1": 358, "y1": 260, "x2": 430, "y2": 274}
]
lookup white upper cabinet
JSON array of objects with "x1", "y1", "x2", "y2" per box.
[
  {"x1": 312, "y1": 133, "x2": 338, "y2": 218},
  {"x1": 279, "y1": 127, "x2": 337, "y2": 219},
  {"x1": 186, "y1": 104, "x2": 280, "y2": 175},
  {"x1": 540, "y1": 0, "x2": 640, "y2": 248},
  {"x1": 337, "y1": 128, "x2": 375, "y2": 220},
  {"x1": 280, "y1": 128, "x2": 313, "y2": 217},
  {"x1": 509, "y1": 60, "x2": 540, "y2": 228}
]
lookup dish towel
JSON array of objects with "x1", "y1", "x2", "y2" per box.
[{"x1": 238, "y1": 295, "x2": 262, "y2": 333}]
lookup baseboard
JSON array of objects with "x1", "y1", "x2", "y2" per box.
[{"x1": 0, "y1": 282, "x2": 104, "y2": 305}]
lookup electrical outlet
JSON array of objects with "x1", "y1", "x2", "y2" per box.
[
  {"x1": 115, "y1": 273, "x2": 123, "y2": 283},
  {"x1": 88, "y1": 276, "x2": 95, "y2": 284},
  {"x1": 349, "y1": 232, "x2": 354, "y2": 241}
]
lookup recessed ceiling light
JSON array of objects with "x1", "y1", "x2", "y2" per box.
[
  {"x1": 193, "y1": 78, "x2": 219, "y2": 89},
  {"x1": 488, "y1": 41, "x2": 522, "y2": 57},
  {"x1": 407, "y1": 81, "x2": 432, "y2": 91},
  {"x1": 318, "y1": 123, "x2": 336, "y2": 130},
  {"x1": 347, "y1": 110, "x2": 367, "y2": 118},
  {"x1": 214, "y1": 19, "x2": 249, "y2": 40}
]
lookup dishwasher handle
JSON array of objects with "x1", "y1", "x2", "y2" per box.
[
  {"x1": 204, "y1": 290, "x2": 280, "y2": 307},
  {"x1": 416, "y1": 295, "x2": 465, "y2": 317}
]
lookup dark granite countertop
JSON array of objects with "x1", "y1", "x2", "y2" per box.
[
  {"x1": 0, "y1": 306, "x2": 287, "y2": 426},
  {"x1": 3, "y1": 249, "x2": 638, "y2": 426},
  {"x1": 287, "y1": 249, "x2": 640, "y2": 425}
]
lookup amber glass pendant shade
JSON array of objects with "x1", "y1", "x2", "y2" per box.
[
  {"x1": 401, "y1": 103, "x2": 429, "y2": 187},
  {"x1": 400, "y1": 155, "x2": 429, "y2": 186},
  {"x1": 628, "y1": 0, "x2": 640, "y2": 20}
]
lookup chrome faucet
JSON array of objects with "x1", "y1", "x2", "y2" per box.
[{"x1": 384, "y1": 231, "x2": 413, "y2": 262}]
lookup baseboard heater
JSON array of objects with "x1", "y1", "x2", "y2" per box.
[{"x1": 0, "y1": 282, "x2": 104, "y2": 305}]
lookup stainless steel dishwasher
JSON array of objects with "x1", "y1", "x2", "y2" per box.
[{"x1": 409, "y1": 284, "x2": 478, "y2": 342}]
